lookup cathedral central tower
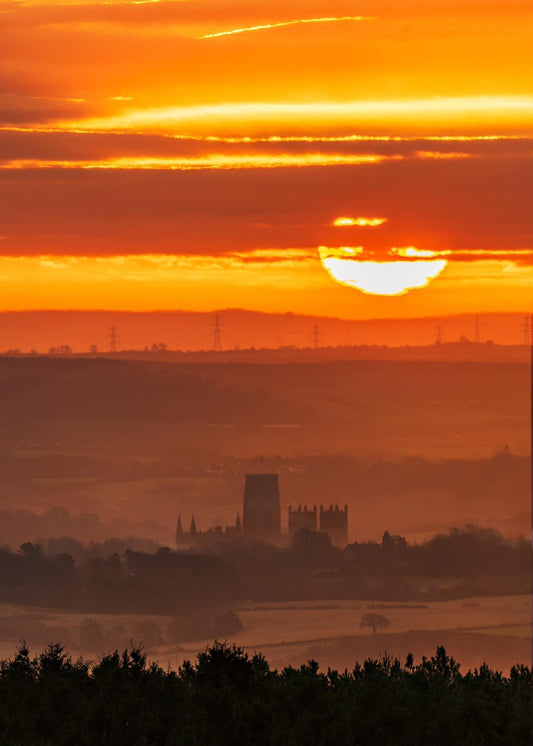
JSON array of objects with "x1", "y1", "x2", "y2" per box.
[{"x1": 243, "y1": 473, "x2": 281, "y2": 540}]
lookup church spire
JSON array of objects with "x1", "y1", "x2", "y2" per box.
[
  {"x1": 190, "y1": 514, "x2": 197, "y2": 535},
  {"x1": 175, "y1": 515, "x2": 183, "y2": 543},
  {"x1": 235, "y1": 512, "x2": 241, "y2": 532}
]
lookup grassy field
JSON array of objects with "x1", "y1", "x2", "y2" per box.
[
  {"x1": 0, "y1": 595, "x2": 529, "y2": 674},
  {"x1": 227, "y1": 596, "x2": 531, "y2": 674},
  {"x1": 227, "y1": 596, "x2": 531, "y2": 646}
]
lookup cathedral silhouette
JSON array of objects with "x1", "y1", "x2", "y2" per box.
[{"x1": 176, "y1": 473, "x2": 348, "y2": 547}]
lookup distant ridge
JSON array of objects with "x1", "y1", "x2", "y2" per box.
[{"x1": 0, "y1": 310, "x2": 529, "y2": 353}]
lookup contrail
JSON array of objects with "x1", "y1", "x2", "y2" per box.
[{"x1": 200, "y1": 16, "x2": 374, "y2": 40}]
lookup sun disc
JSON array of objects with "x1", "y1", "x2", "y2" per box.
[{"x1": 318, "y1": 248, "x2": 447, "y2": 295}]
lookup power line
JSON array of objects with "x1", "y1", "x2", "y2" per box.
[
  {"x1": 312, "y1": 323, "x2": 322, "y2": 349},
  {"x1": 212, "y1": 313, "x2": 223, "y2": 351},
  {"x1": 106, "y1": 325, "x2": 119, "y2": 353}
]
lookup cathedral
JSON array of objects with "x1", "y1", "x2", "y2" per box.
[
  {"x1": 176, "y1": 473, "x2": 348, "y2": 547},
  {"x1": 288, "y1": 503, "x2": 348, "y2": 546},
  {"x1": 175, "y1": 511, "x2": 241, "y2": 545}
]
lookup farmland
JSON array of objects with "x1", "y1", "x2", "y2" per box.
[{"x1": 0, "y1": 594, "x2": 528, "y2": 675}]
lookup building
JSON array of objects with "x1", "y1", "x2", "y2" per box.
[
  {"x1": 175, "y1": 513, "x2": 241, "y2": 545},
  {"x1": 243, "y1": 473, "x2": 281, "y2": 540},
  {"x1": 175, "y1": 474, "x2": 349, "y2": 547},
  {"x1": 319, "y1": 504, "x2": 348, "y2": 546},
  {"x1": 175, "y1": 472, "x2": 282, "y2": 546},
  {"x1": 288, "y1": 504, "x2": 317, "y2": 536}
]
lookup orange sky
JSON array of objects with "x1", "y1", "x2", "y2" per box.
[{"x1": 1, "y1": 0, "x2": 532, "y2": 318}]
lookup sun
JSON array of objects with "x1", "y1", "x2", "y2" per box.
[{"x1": 318, "y1": 246, "x2": 448, "y2": 296}]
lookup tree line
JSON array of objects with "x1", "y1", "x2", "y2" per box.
[
  {"x1": 0, "y1": 641, "x2": 530, "y2": 745},
  {"x1": 0, "y1": 525, "x2": 529, "y2": 615}
]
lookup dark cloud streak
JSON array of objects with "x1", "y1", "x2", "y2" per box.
[
  {"x1": 1, "y1": 130, "x2": 531, "y2": 161},
  {"x1": 0, "y1": 157, "x2": 531, "y2": 259}
]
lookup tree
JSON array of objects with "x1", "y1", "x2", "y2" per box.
[
  {"x1": 360, "y1": 613, "x2": 390, "y2": 636},
  {"x1": 19, "y1": 542, "x2": 42, "y2": 558}
]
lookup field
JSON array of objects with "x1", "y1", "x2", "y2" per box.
[
  {"x1": 231, "y1": 595, "x2": 531, "y2": 644},
  {"x1": 0, "y1": 357, "x2": 529, "y2": 545},
  {"x1": 0, "y1": 595, "x2": 529, "y2": 675},
  {"x1": 203, "y1": 596, "x2": 532, "y2": 673}
]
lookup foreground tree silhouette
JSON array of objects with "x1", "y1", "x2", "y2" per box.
[
  {"x1": 0, "y1": 641, "x2": 530, "y2": 745},
  {"x1": 360, "y1": 612, "x2": 390, "y2": 635}
]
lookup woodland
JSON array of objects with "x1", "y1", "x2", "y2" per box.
[{"x1": 0, "y1": 641, "x2": 530, "y2": 745}]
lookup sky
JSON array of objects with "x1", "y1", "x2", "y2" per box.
[{"x1": 1, "y1": 0, "x2": 532, "y2": 319}]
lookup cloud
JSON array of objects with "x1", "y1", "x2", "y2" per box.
[
  {"x1": 199, "y1": 16, "x2": 373, "y2": 40},
  {"x1": 0, "y1": 150, "x2": 531, "y2": 259},
  {"x1": 0, "y1": 93, "x2": 95, "y2": 127},
  {"x1": 0, "y1": 153, "x2": 395, "y2": 170},
  {"x1": 227, "y1": 248, "x2": 315, "y2": 263},
  {"x1": 0, "y1": 135, "x2": 523, "y2": 173},
  {"x1": 47, "y1": 97, "x2": 533, "y2": 136},
  {"x1": 3, "y1": 1, "x2": 532, "y2": 140},
  {"x1": 438, "y1": 249, "x2": 533, "y2": 264},
  {"x1": 333, "y1": 217, "x2": 387, "y2": 227},
  {"x1": 321, "y1": 245, "x2": 533, "y2": 264},
  {"x1": 414, "y1": 151, "x2": 475, "y2": 160}
]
